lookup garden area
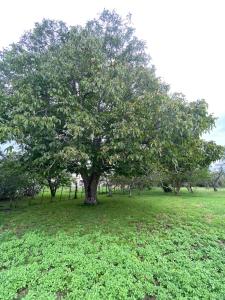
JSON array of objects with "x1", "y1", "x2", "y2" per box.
[{"x1": 0, "y1": 189, "x2": 225, "y2": 299}]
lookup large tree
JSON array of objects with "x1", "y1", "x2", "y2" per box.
[
  {"x1": 0, "y1": 11, "x2": 221, "y2": 204},
  {"x1": 0, "y1": 11, "x2": 170, "y2": 204}
]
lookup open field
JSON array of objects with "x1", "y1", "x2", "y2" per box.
[{"x1": 0, "y1": 188, "x2": 225, "y2": 299}]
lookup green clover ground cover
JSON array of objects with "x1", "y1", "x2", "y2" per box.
[{"x1": 0, "y1": 189, "x2": 225, "y2": 300}]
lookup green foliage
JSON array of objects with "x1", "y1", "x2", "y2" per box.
[
  {"x1": 0, "y1": 152, "x2": 41, "y2": 201},
  {"x1": 156, "y1": 94, "x2": 224, "y2": 192},
  {"x1": 0, "y1": 10, "x2": 170, "y2": 202},
  {"x1": 0, "y1": 10, "x2": 223, "y2": 202},
  {"x1": 188, "y1": 168, "x2": 212, "y2": 187},
  {"x1": 0, "y1": 189, "x2": 225, "y2": 299}
]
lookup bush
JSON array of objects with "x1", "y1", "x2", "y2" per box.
[{"x1": 0, "y1": 152, "x2": 41, "y2": 201}]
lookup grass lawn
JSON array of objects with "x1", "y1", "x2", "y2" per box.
[{"x1": 0, "y1": 188, "x2": 225, "y2": 300}]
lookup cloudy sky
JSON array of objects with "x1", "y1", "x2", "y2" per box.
[{"x1": 0, "y1": 0, "x2": 224, "y2": 144}]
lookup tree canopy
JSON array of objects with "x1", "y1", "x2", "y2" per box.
[{"x1": 0, "y1": 10, "x2": 223, "y2": 203}]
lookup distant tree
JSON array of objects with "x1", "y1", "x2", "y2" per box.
[
  {"x1": 209, "y1": 161, "x2": 225, "y2": 191},
  {"x1": 157, "y1": 94, "x2": 224, "y2": 194},
  {"x1": 188, "y1": 168, "x2": 211, "y2": 188},
  {"x1": 107, "y1": 174, "x2": 153, "y2": 196},
  {"x1": 161, "y1": 140, "x2": 224, "y2": 194}
]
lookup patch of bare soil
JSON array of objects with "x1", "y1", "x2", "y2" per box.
[
  {"x1": 218, "y1": 239, "x2": 225, "y2": 246},
  {"x1": 144, "y1": 296, "x2": 156, "y2": 300},
  {"x1": 16, "y1": 287, "x2": 28, "y2": 299}
]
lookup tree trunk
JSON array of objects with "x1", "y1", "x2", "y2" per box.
[
  {"x1": 173, "y1": 181, "x2": 181, "y2": 195},
  {"x1": 9, "y1": 196, "x2": 14, "y2": 209},
  {"x1": 213, "y1": 184, "x2": 218, "y2": 192},
  {"x1": 128, "y1": 185, "x2": 132, "y2": 197},
  {"x1": 68, "y1": 185, "x2": 72, "y2": 200},
  {"x1": 161, "y1": 181, "x2": 173, "y2": 193},
  {"x1": 47, "y1": 179, "x2": 57, "y2": 200},
  {"x1": 175, "y1": 185, "x2": 180, "y2": 194},
  {"x1": 50, "y1": 186, "x2": 56, "y2": 199},
  {"x1": 212, "y1": 168, "x2": 223, "y2": 192},
  {"x1": 60, "y1": 186, "x2": 63, "y2": 200},
  {"x1": 74, "y1": 182, "x2": 78, "y2": 199},
  {"x1": 108, "y1": 185, "x2": 112, "y2": 197},
  {"x1": 188, "y1": 183, "x2": 193, "y2": 193},
  {"x1": 82, "y1": 173, "x2": 100, "y2": 205}
]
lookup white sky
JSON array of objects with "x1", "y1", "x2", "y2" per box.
[{"x1": 0, "y1": 0, "x2": 225, "y2": 142}]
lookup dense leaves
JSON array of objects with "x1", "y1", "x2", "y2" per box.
[
  {"x1": 0, "y1": 10, "x2": 223, "y2": 202},
  {"x1": 155, "y1": 94, "x2": 224, "y2": 193},
  {"x1": 0, "y1": 11, "x2": 170, "y2": 203},
  {"x1": 0, "y1": 152, "x2": 41, "y2": 203}
]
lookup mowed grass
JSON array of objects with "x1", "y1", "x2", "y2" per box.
[{"x1": 0, "y1": 188, "x2": 225, "y2": 300}]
